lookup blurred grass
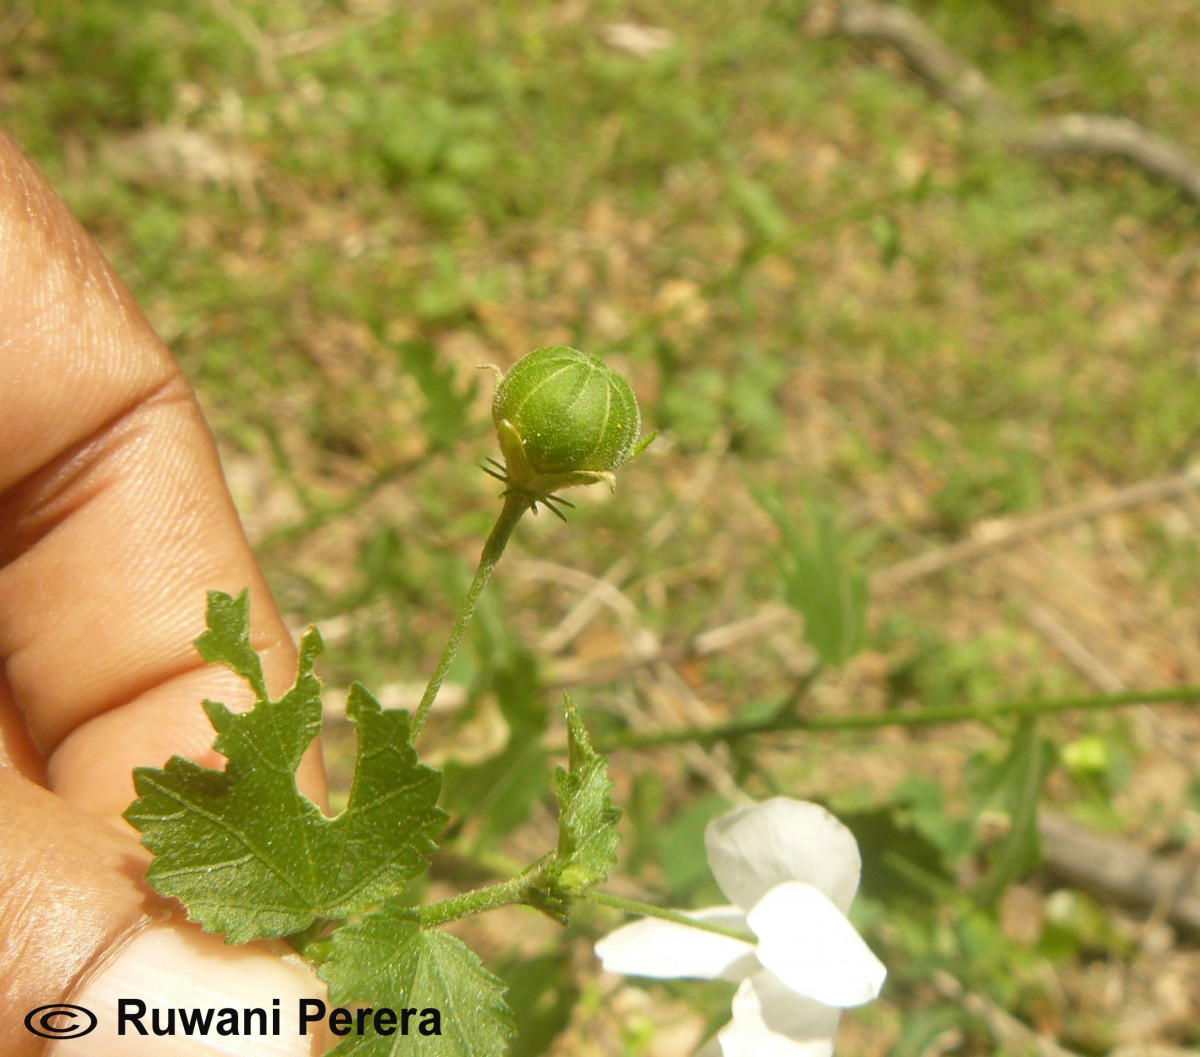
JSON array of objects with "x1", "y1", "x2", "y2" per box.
[{"x1": 7, "y1": 0, "x2": 1200, "y2": 1052}]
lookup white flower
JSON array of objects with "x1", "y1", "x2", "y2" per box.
[{"x1": 594, "y1": 798, "x2": 886, "y2": 1057}]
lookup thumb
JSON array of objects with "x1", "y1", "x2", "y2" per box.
[
  {"x1": 2, "y1": 771, "x2": 328, "y2": 1057},
  {"x1": 0, "y1": 133, "x2": 330, "y2": 1056}
]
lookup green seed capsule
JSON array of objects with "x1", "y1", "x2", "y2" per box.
[{"x1": 490, "y1": 346, "x2": 644, "y2": 504}]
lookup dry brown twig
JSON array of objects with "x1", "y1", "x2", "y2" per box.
[
  {"x1": 1038, "y1": 812, "x2": 1200, "y2": 938},
  {"x1": 547, "y1": 462, "x2": 1200, "y2": 687},
  {"x1": 203, "y1": 0, "x2": 393, "y2": 82},
  {"x1": 938, "y1": 959, "x2": 1200, "y2": 1057},
  {"x1": 873, "y1": 463, "x2": 1200, "y2": 593},
  {"x1": 811, "y1": 0, "x2": 1200, "y2": 203},
  {"x1": 515, "y1": 558, "x2": 750, "y2": 806},
  {"x1": 934, "y1": 972, "x2": 1084, "y2": 1057},
  {"x1": 1028, "y1": 115, "x2": 1200, "y2": 202},
  {"x1": 539, "y1": 429, "x2": 729, "y2": 657},
  {"x1": 811, "y1": 0, "x2": 1007, "y2": 116}
]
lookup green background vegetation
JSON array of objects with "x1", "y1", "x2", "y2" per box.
[{"x1": 7, "y1": 0, "x2": 1200, "y2": 1053}]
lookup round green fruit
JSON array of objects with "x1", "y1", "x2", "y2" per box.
[{"x1": 491, "y1": 346, "x2": 643, "y2": 500}]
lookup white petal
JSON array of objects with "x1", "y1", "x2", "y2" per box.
[
  {"x1": 717, "y1": 972, "x2": 842, "y2": 1057},
  {"x1": 594, "y1": 906, "x2": 758, "y2": 982},
  {"x1": 748, "y1": 882, "x2": 886, "y2": 1007},
  {"x1": 705, "y1": 799, "x2": 862, "y2": 912}
]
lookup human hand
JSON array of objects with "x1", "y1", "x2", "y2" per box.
[{"x1": 0, "y1": 131, "x2": 329, "y2": 1056}]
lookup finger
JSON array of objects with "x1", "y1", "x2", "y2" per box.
[
  {"x1": 0, "y1": 771, "x2": 326, "y2": 1057},
  {"x1": 1, "y1": 768, "x2": 147, "y2": 1055},
  {"x1": 0, "y1": 132, "x2": 326, "y2": 822}
]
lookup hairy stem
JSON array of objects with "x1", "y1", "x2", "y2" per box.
[
  {"x1": 411, "y1": 493, "x2": 528, "y2": 740},
  {"x1": 419, "y1": 873, "x2": 534, "y2": 928},
  {"x1": 598, "y1": 684, "x2": 1200, "y2": 752}
]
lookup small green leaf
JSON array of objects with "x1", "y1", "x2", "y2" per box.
[
  {"x1": 837, "y1": 802, "x2": 954, "y2": 907},
  {"x1": 319, "y1": 902, "x2": 513, "y2": 1057},
  {"x1": 399, "y1": 341, "x2": 478, "y2": 451},
  {"x1": 728, "y1": 175, "x2": 789, "y2": 246},
  {"x1": 728, "y1": 350, "x2": 787, "y2": 452},
  {"x1": 755, "y1": 486, "x2": 868, "y2": 668},
  {"x1": 885, "y1": 1005, "x2": 964, "y2": 1057},
  {"x1": 870, "y1": 213, "x2": 903, "y2": 270},
  {"x1": 547, "y1": 697, "x2": 621, "y2": 898},
  {"x1": 125, "y1": 592, "x2": 446, "y2": 943},
  {"x1": 659, "y1": 794, "x2": 732, "y2": 901},
  {"x1": 968, "y1": 717, "x2": 1056, "y2": 906}
]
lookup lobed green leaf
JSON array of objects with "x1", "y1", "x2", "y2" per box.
[{"x1": 124, "y1": 591, "x2": 446, "y2": 944}]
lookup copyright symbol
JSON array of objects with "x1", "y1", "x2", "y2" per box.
[{"x1": 24, "y1": 1004, "x2": 98, "y2": 1039}]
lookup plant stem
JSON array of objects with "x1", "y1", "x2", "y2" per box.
[
  {"x1": 418, "y1": 874, "x2": 756, "y2": 945},
  {"x1": 597, "y1": 684, "x2": 1200, "y2": 752},
  {"x1": 411, "y1": 493, "x2": 528, "y2": 740},
  {"x1": 419, "y1": 873, "x2": 533, "y2": 928},
  {"x1": 584, "y1": 890, "x2": 756, "y2": 943}
]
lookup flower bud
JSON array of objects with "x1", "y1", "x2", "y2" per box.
[{"x1": 490, "y1": 346, "x2": 644, "y2": 504}]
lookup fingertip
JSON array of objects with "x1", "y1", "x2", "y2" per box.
[{"x1": 50, "y1": 924, "x2": 330, "y2": 1057}]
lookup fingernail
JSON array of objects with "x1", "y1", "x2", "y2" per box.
[{"x1": 48, "y1": 923, "x2": 328, "y2": 1056}]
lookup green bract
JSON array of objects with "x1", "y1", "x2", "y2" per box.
[{"x1": 490, "y1": 346, "x2": 644, "y2": 502}]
